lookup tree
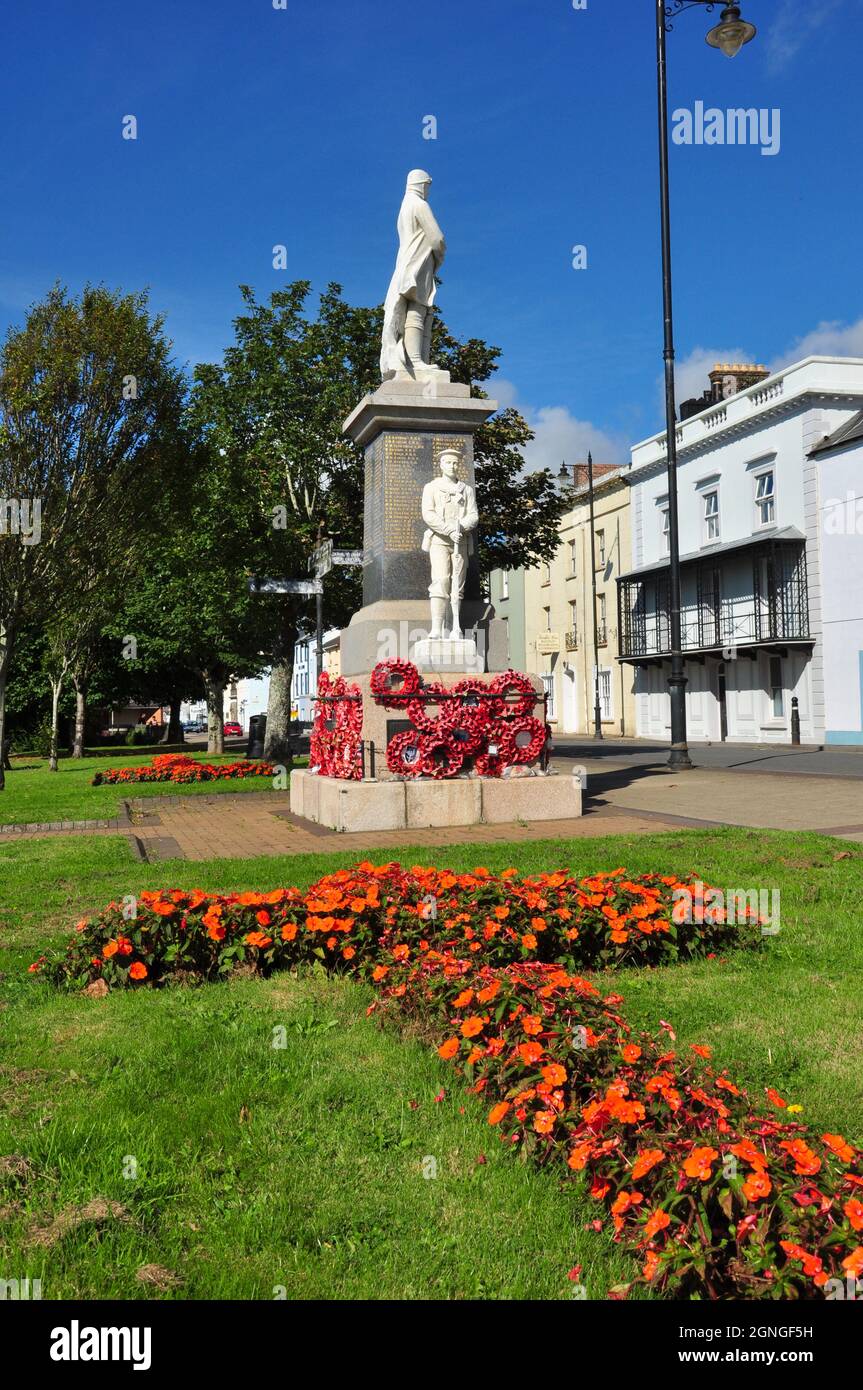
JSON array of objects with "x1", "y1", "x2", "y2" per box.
[{"x1": 0, "y1": 284, "x2": 185, "y2": 788}]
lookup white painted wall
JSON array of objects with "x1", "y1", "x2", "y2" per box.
[{"x1": 627, "y1": 357, "x2": 863, "y2": 743}]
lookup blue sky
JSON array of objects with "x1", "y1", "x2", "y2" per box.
[{"x1": 1, "y1": 0, "x2": 861, "y2": 468}]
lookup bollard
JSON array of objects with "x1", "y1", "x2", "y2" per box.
[{"x1": 791, "y1": 696, "x2": 801, "y2": 746}]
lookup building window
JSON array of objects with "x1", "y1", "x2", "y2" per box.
[
  {"x1": 568, "y1": 539, "x2": 577, "y2": 576},
  {"x1": 769, "y1": 654, "x2": 784, "y2": 718},
  {"x1": 703, "y1": 489, "x2": 720, "y2": 543},
  {"x1": 541, "y1": 673, "x2": 555, "y2": 720},
  {"x1": 541, "y1": 560, "x2": 551, "y2": 585},
  {"x1": 755, "y1": 469, "x2": 775, "y2": 527},
  {"x1": 543, "y1": 605, "x2": 551, "y2": 631},
  {"x1": 596, "y1": 530, "x2": 606, "y2": 566},
  {"x1": 567, "y1": 599, "x2": 577, "y2": 648},
  {"x1": 661, "y1": 507, "x2": 670, "y2": 553},
  {"x1": 501, "y1": 570, "x2": 509, "y2": 600},
  {"x1": 597, "y1": 592, "x2": 607, "y2": 643},
  {"x1": 597, "y1": 667, "x2": 613, "y2": 721}
]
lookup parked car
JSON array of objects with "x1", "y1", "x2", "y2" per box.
[{"x1": 223, "y1": 722, "x2": 243, "y2": 738}]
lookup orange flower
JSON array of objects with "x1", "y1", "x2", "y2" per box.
[
  {"x1": 742, "y1": 1170, "x2": 772, "y2": 1202},
  {"x1": 766, "y1": 1087, "x2": 787, "y2": 1109},
  {"x1": 342, "y1": 945, "x2": 356, "y2": 960},
  {"x1": 391, "y1": 944, "x2": 410, "y2": 962},
  {"x1": 644, "y1": 1208, "x2": 671, "y2": 1239},
  {"x1": 690, "y1": 1044, "x2": 712, "y2": 1059},
  {"x1": 244, "y1": 931, "x2": 272, "y2": 949},
  {"x1": 281, "y1": 923, "x2": 298, "y2": 941},
  {"x1": 683, "y1": 1146, "x2": 719, "y2": 1181},
  {"x1": 621, "y1": 1044, "x2": 642, "y2": 1063},
  {"x1": 461, "y1": 1016, "x2": 485, "y2": 1038},
  {"x1": 476, "y1": 981, "x2": 500, "y2": 1003},
  {"x1": 438, "y1": 1037, "x2": 460, "y2": 1060},
  {"x1": 844, "y1": 1198, "x2": 863, "y2": 1231},
  {"x1": 533, "y1": 1111, "x2": 556, "y2": 1135},
  {"x1": 115, "y1": 936, "x2": 133, "y2": 956},
  {"x1": 521, "y1": 933, "x2": 537, "y2": 952},
  {"x1": 488, "y1": 1102, "x2": 510, "y2": 1125},
  {"x1": 541, "y1": 1063, "x2": 567, "y2": 1087},
  {"x1": 842, "y1": 1247, "x2": 863, "y2": 1278},
  {"x1": 255, "y1": 910, "x2": 271, "y2": 927},
  {"x1": 779, "y1": 1139, "x2": 821, "y2": 1176},
  {"x1": 822, "y1": 1133, "x2": 855, "y2": 1163},
  {"x1": 129, "y1": 961, "x2": 148, "y2": 980},
  {"x1": 453, "y1": 988, "x2": 475, "y2": 1008},
  {"x1": 631, "y1": 1148, "x2": 665, "y2": 1182},
  {"x1": 518, "y1": 1041, "x2": 543, "y2": 1066},
  {"x1": 102, "y1": 941, "x2": 118, "y2": 959},
  {"x1": 521, "y1": 1014, "x2": 543, "y2": 1036},
  {"x1": 371, "y1": 965, "x2": 389, "y2": 982}
]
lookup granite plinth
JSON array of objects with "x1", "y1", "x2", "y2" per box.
[
  {"x1": 411, "y1": 636, "x2": 480, "y2": 673},
  {"x1": 289, "y1": 767, "x2": 584, "y2": 832}
]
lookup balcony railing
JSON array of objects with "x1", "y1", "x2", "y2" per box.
[{"x1": 617, "y1": 539, "x2": 810, "y2": 661}]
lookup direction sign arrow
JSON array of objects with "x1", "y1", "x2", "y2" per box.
[{"x1": 248, "y1": 578, "x2": 323, "y2": 596}]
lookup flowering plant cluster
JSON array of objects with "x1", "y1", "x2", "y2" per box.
[
  {"x1": 372, "y1": 661, "x2": 548, "y2": 778},
  {"x1": 309, "y1": 672, "x2": 363, "y2": 779},
  {"x1": 91, "y1": 752, "x2": 274, "y2": 786},
  {"x1": 33, "y1": 861, "x2": 860, "y2": 1299}
]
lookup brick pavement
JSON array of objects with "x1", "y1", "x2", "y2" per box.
[{"x1": 1, "y1": 762, "x2": 860, "y2": 862}]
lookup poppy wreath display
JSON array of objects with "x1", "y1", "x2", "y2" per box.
[
  {"x1": 369, "y1": 660, "x2": 546, "y2": 778},
  {"x1": 418, "y1": 736, "x2": 465, "y2": 779},
  {"x1": 310, "y1": 676, "x2": 363, "y2": 779},
  {"x1": 452, "y1": 676, "x2": 501, "y2": 723},
  {"x1": 498, "y1": 716, "x2": 548, "y2": 765},
  {"x1": 370, "y1": 659, "x2": 421, "y2": 707},
  {"x1": 406, "y1": 681, "x2": 448, "y2": 735},
  {"x1": 440, "y1": 706, "x2": 488, "y2": 755},
  {"x1": 489, "y1": 669, "x2": 536, "y2": 718},
  {"x1": 386, "y1": 729, "x2": 426, "y2": 778}
]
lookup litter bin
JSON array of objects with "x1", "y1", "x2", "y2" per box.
[{"x1": 247, "y1": 714, "x2": 267, "y2": 760}]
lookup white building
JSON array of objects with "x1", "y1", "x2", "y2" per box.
[{"x1": 619, "y1": 357, "x2": 863, "y2": 745}]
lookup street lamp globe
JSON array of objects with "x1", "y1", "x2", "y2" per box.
[{"x1": 706, "y1": 4, "x2": 757, "y2": 57}]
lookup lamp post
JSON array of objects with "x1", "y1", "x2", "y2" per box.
[
  {"x1": 586, "y1": 451, "x2": 604, "y2": 741},
  {"x1": 655, "y1": 1, "x2": 756, "y2": 769}
]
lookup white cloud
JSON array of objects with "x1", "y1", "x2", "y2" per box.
[
  {"x1": 492, "y1": 378, "x2": 628, "y2": 472},
  {"x1": 770, "y1": 317, "x2": 863, "y2": 369},
  {"x1": 763, "y1": 0, "x2": 842, "y2": 75},
  {"x1": 670, "y1": 345, "x2": 754, "y2": 410}
]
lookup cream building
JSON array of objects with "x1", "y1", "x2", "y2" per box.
[{"x1": 523, "y1": 467, "x2": 636, "y2": 736}]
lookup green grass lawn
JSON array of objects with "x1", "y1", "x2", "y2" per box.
[
  {"x1": 0, "y1": 750, "x2": 295, "y2": 827},
  {"x1": 1, "y1": 826, "x2": 861, "y2": 1298}
]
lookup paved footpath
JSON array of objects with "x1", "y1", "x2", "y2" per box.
[{"x1": 1, "y1": 760, "x2": 860, "y2": 862}]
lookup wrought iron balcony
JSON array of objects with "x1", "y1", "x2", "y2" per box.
[{"x1": 617, "y1": 533, "x2": 811, "y2": 662}]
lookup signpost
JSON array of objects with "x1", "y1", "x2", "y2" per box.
[
  {"x1": 332, "y1": 549, "x2": 364, "y2": 567},
  {"x1": 248, "y1": 578, "x2": 323, "y2": 596}
]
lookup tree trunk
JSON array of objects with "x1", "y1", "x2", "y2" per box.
[
  {"x1": 162, "y1": 694, "x2": 184, "y2": 745},
  {"x1": 0, "y1": 665, "x2": 8, "y2": 791},
  {"x1": 48, "y1": 675, "x2": 63, "y2": 772},
  {"x1": 264, "y1": 656, "x2": 294, "y2": 765},
  {"x1": 72, "y1": 679, "x2": 87, "y2": 758},
  {"x1": 203, "y1": 673, "x2": 224, "y2": 754}
]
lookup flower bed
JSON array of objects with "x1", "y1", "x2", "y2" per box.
[
  {"x1": 91, "y1": 753, "x2": 275, "y2": 786},
  {"x1": 31, "y1": 861, "x2": 861, "y2": 1300}
]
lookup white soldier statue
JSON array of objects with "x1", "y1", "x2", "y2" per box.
[
  {"x1": 421, "y1": 449, "x2": 479, "y2": 641},
  {"x1": 380, "y1": 169, "x2": 446, "y2": 379}
]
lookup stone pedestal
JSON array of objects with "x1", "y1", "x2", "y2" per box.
[
  {"x1": 411, "y1": 636, "x2": 480, "y2": 673},
  {"x1": 340, "y1": 375, "x2": 509, "y2": 676},
  {"x1": 290, "y1": 766, "x2": 585, "y2": 833}
]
